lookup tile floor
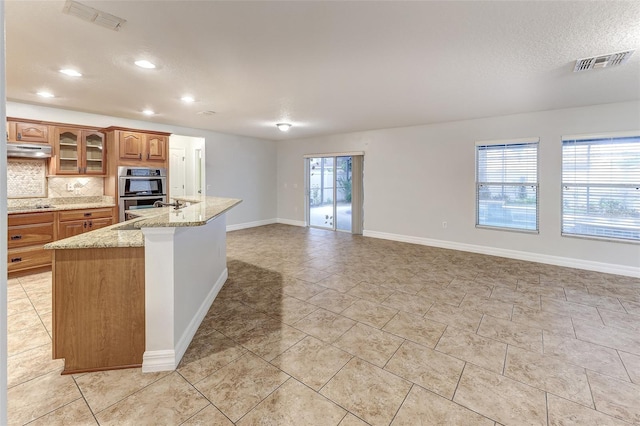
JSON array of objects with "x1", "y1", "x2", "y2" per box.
[{"x1": 6, "y1": 224, "x2": 640, "y2": 425}]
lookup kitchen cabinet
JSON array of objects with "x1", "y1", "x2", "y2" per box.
[
  {"x1": 7, "y1": 212, "x2": 55, "y2": 274},
  {"x1": 57, "y1": 208, "x2": 113, "y2": 239},
  {"x1": 7, "y1": 119, "x2": 50, "y2": 143},
  {"x1": 52, "y1": 127, "x2": 106, "y2": 175},
  {"x1": 117, "y1": 131, "x2": 167, "y2": 163}
]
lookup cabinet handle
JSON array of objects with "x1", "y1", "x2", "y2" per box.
[
  {"x1": 89, "y1": 221, "x2": 93, "y2": 228},
  {"x1": 84, "y1": 221, "x2": 87, "y2": 228},
  {"x1": 84, "y1": 213, "x2": 92, "y2": 217},
  {"x1": 11, "y1": 257, "x2": 22, "y2": 263},
  {"x1": 17, "y1": 133, "x2": 22, "y2": 140},
  {"x1": 10, "y1": 235, "x2": 22, "y2": 240},
  {"x1": 147, "y1": 153, "x2": 150, "y2": 160},
  {"x1": 139, "y1": 153, "x2": 142, "y2": 160}
]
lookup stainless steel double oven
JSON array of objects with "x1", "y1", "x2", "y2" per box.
[{"x1": 118, "y1": 166, "x2": 167, "y2": 221}]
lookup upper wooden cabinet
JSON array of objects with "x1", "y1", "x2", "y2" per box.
[
  {"x1": 145, "y1": 134, "x2": 168, "y2": 162},
  {"x1": 117, "y1": 131, "x2": 167, "y2": 163},
  {"x1": 51, "y1": 127, "x2": 106, "y2": 175},
  {"x1": 7, "y1": 119, "x2": 50, "y2": 143}
]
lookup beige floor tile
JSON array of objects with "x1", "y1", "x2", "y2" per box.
[
  {"x1": 379, "y1": 276, "x2": 428, "y2": 295},
  {"x1": 320, "y1": 358, "x2": 411, "y2": 426},
  {"x1": 40, "y1": 310, "x2": 53, "y2": 336},
  {"x1": 598, "y1": 308, "x2": 640, "y2": 332},
  {"x1": 194, "y1": 353, "x2": 289, "y2": 422},
  {"x1": 293, "y1": 308, "x2": 356, "y2": 343},
  {"x1": 587, "y1": 371, "x2": 640, "y2": 424},
  {"x1": 453, "y1": 363, "x2": 547, "y2": 426},
  {"x1": 28, "y1": 290, "x2": 52, "y2": 314},
  {"x1": 339, "y1": 413, "x2": 369, "y2": 426},
  {"x1": 307, "y1": 289, "x2": 359, "y2": 314},
  {"x1": 417, "y1": 286, "x2": 467, "y2": 306},
  {"x1": 541, "y1": 297, "x2": 603, "y2": 323},
  {"x1": 447, "y1": 278, "x2": 493, "y2": 298},
  {"x1": 95, "y1": 372, "x2": 208, "y2": 425},
  {"x1": 622, "y1": 300, "x2": 640, "y2": 315},
  {"x1": 238, "y1": 378, "x2": 347, "y2": 425},
  {"x1": 619, "y1": 351, "x2": 640, "y2": 385},
  {"x1": 424, "y1": 303, "x2": 483, "y2": 333},
  {"x1": 317, "y1": 274, "x2": 360, "y2": 293},
  {"x1": 7, "y1": 344, "x2": 64, "y2": 388},
  {"x1": 272, "y1": 336, "x2": 352, "y2": 390},
  {"x1": 341, "y1": 299, "x2": 398, "y2": 329},
  {"x1": 435, "y1": 327, "x2": 507, "y2": 373},
  {"x1": 182, "y1": 404, "x2": 233, "y2": 425},
  {"x1": 542, "y1": 331, "x2": 630, "y2": 381},
  {"x1": 565, "y1": 288, "x2": 625, "y2": 312},
  {"x1": 459, "y1": 295, "x2": 514, "y2": 320},
  {"x1": 7, "y1": 308, "x2": 42, "y2": 334},
  {"x1": 7, "y1": 297, "x2": 35, "y2": 317},
  {"x1": 7, "y1": 322, "x2": 51, "y2": 357},
  {"x1": 391, "y1": 385, "x2": 494, "y2": 426},
  {"x1": 75, "y1": 368, "x2": 171, "y2": 413},
  {"x1": 28, "y1": 398, "x2": 97, "y2": 426},
  {"x1": 547, "y1": 393, "x2": 629, "y2": 426},
  {"x1": 477, "y1": 315, "x2": 543, "y2": 353},
  {"x1": 381, "y1": 291, "x2": 433, "y2": 316},
  {"x1": 385, "y1": 340, "x2": 464, "y2": 399},
  {"x1": 383, "y1": 312, "x2": 446, "y2": 348},
  {"x1": 335, "y1": 322, "x2": 403, "y2": 367},
  {"x1": 490, "y1": 286, "x2": 541, "y2": 310},
  {"x1": 177, "y1": 329, "x2": 247, "y2": 384},
  {"x1": 347, "y1": 282, "x2": 395, "y2": 304},
  {"x1": 511, "y1": 305, "x2": 575, "y2": 336},
  {"x1": 282, "y1": 277, "x2": 327, "y2": 300},
  {"x1": 504, "y1": 345, "x2": 593, "y2": 407},
  {"x1": 237, "y1": 321, "x2": 307, "y2": 361},
  {"x1": 259, "y1": 295, "x2": 319, "y2": 325},
  {"x1": 291, "y1": 266, "x2": 334, "y2": 284},
  {"x1": 7, "y1": 370, "x2": 82, "y2": 426},
  {"x1": 7, "y1": 284, "x2": 27, "y2": 302},
  {"x1": 573, "y1": 320, "x2": 640, "y2": 355}
]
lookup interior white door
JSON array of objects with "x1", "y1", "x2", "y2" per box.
[{"x1": 169, "y1": 147, "x2": 186, "y2": 197}]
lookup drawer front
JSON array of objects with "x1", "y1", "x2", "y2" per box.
[
  {"x1": 8, "y1": 246, "x2": 52, "y2": 272},
  {"x1": 8, "y1": 212, "x2": 55, "y2": 227},
  {"x1": 58, "y1": 208, "x2": 113, "y2": 222},
  {"x1": 8, "y1": 223, "x2": 54, "y2": 249}
]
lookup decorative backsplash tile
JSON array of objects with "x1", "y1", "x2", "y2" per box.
[
  {"x1": 7, "y1": 158, "x2": 104, "y2": 199},
  {"x1": 48, "y1": 177, "x2": 104, "y2": 197},
  {"x1": 7, "y1": 159, "x2": 47, "y2": 198}
]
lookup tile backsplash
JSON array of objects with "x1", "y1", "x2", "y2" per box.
[{"x1": 7, "y1": 158, "x2": 104, "y2": 199}]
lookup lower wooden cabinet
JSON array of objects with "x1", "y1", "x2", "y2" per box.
[{"x1": 57, "y1": 208, "x2": 113, "y2": 240}]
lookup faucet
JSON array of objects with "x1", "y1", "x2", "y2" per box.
[{"x1": 153, "y1": 199, "x2": 185, "y2": 210}]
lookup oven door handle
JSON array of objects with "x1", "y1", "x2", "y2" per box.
[
  {"x1": 119, "y1": 176, "x2": 166, "y2": 180},
  {"x1": 120, "y1": 195, "x2": 167, "y2": 200}
]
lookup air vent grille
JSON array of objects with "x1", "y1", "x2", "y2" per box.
[
  {"x1": 574, "y1": 50, "x2": 635, "y2": 72},
  {"x1": 63, "y1": 0, "x2": 126, "y2": 31}
]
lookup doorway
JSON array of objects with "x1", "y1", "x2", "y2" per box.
[
  {"x1": 306, "y1": 154, "x2": 363, "y2": 234},
  {"x1": 169, "y1": 147, "x2": 186, "y2": 197},
  {"x1": 168, "y1": 135, "x2": 206, "y2": 198}
]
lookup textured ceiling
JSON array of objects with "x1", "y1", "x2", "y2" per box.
[{"x1": 5, "y1": 1, "x2": 640, "y2": 140}]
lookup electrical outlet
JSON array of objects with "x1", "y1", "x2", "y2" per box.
[
  {"x1": 67, "y1": 183, "x2": 74, "y2": 191},
  {"x1": 442, "y1": 221, "x2": 448, "y2": 229}
]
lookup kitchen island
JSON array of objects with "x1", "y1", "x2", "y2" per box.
[{"x1": 45, "y1": 196, "x2": 242, "y2": 374}]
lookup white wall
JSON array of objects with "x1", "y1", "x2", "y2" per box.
[
  {"x1": 6, "y1": 102, "x2": 277, "y2": 226},
  {"x1": 1, "y1": 5, "x2": 8, "y2": 422},
  {"x1": 277, "y1": 101, "x2": 640, "y2": 276}
]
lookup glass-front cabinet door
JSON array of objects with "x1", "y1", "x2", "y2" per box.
[
  {"x1": 83, "y1": 131, "x2": 106, "y2": 174},
  {"x1": 55, "y1": 128, "x2": 80, "y2": 174}
]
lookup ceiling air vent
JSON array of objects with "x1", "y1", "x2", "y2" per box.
[
  {"x1": 63, "y1": 0, "x2": 126, "y2": 31},
  {"x1": 574, "y1": 50, "x2": 635, "y2": 72}
]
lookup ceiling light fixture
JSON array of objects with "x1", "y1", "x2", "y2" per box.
[
  {"x1": 135, "y1": 60, "x2": 156, "y2": 69},
  {"x1": 276, "y1": 123, "x2": 292, "y2": 132},
  {"x1": 59, "y1": 69, "x2": 82, "y2": 77},
  {"x1": 181, "y1": 96, "x2": 195, "y2": 103},
  {"x1": 142, "y1": 109, "x2": 155, "y2": 116},
  {"x1": 62, "y1": 0, "x2": 126, "y2": 31},
  {"x1": 37, "y1": 91, "x2": 55, "y2": 98}
]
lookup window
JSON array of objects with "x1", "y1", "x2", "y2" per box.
[
  {"x1": 562, "y1": 133, "x2": 640, "y2": 242},
  {"x1": 476, "y1": 139, "x2": 539, "y2": 232}
]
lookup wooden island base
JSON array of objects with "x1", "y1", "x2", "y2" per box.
[{"x1": 52, "y1": 246, "x2": 145, "y2": 374}]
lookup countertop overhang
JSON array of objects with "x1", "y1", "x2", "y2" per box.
[{"x1": 44, "y1": 196, "x2": 242, "y2": 250}]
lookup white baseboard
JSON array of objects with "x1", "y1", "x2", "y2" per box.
[
  {"x1": 226, "y1": 218, "x2": 276, "y2": 232},
  {"x1": 277, "y1": 218, "x2": 306, "y2": 227},
  {"x1": 363, "y1": 230, "x2": 640, "y2": 278},
  {"x1": 142, "y1": 268, "x2": 229, "y2": 373}
]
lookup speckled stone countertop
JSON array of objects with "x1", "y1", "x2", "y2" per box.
[
  {"x1": 7, "y1": 196, "x2": 115, "y2": 214},
  {"x1": 44, "y1": 196, "x2": 242, "y2": 250}
]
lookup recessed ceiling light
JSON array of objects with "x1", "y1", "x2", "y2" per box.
[
  {"x1": 276, "y1": 123, "x2": 292, "y2": 132},
  {"x1": 135, "y1": 60, "x2": 156, "y2": 69},
  {"x1": 181, "y1": 96, "x2": 195, "y2": 103},
  {"x1": 37, "y1": 91, "x2": 55, "y2": 98},
  {"x1": 142, "y1": 109, "x2": 155, "y2": 116},
  {"x1": 59, "y1": 69, "x2": 82, "y2": 77}
]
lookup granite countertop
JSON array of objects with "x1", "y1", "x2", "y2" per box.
[
  {"x1": 8, "y1": 196, "x2": 115, "y2": 214},
  {"x1": 45, "y1": 196, "x2": 242, "y2": 250}
]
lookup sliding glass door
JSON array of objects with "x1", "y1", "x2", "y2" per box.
[{"x1": 307, "y1": 155, "x2": 360, "y2": 233}]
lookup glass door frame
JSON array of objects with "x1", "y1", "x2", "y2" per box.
[{"x1": 305, "y1": 155, "x2": 353, "y2": 233}]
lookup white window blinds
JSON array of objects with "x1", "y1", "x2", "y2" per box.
[
  {"x1": 562, "y1": 133, "x2": 640, "y2": 242},
  {"x1": 476, "y1": 139, "x2": 539, "y2": 232}
]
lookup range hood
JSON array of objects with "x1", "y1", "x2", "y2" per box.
[{"x1": 7, "y1": 143, "x2": 52, "y2": 158}]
